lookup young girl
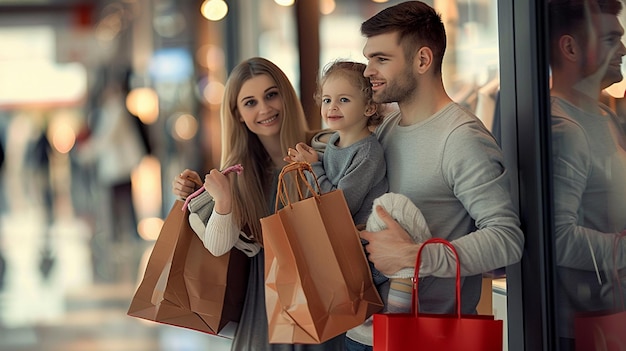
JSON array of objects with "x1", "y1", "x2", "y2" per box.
[
  {"x1": 285, "y1": 62, "x2": 390, "y2": 343},
  {"x1": 285, "y1": 60, "x2": 388, "y2": 226},
  {"x1": 172, "y1": 57, "x2": 344, "y2": 351}
]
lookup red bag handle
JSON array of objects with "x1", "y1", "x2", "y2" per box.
[
  {"x1": 274, "y1": 161, "x2": 322, "y2": 213},
  {"x1": 412, "y1": 238, "x2": 462, "y2": 317}
]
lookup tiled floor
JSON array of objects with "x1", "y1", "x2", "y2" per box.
[{"x1": 0, "y1": 209, "x2": 233, "y2": 351}]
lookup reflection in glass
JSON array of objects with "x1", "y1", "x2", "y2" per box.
[{"x1": 548, "y1": 1, "x2": 626, "y2": 350}]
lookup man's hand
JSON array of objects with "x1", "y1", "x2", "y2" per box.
[{"x1": 360, "y1": 205, "x2": 419, "y2": 275}]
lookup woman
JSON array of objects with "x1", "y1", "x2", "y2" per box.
[{"x1": 171, "y1": 57, "x2": 345, "y2": 350}]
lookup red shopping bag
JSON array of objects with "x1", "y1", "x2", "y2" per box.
[
  {"x1": 575, "y1": 310, "x2": 626, "y2": 350},
  {"x1": 574, "y1": 233, "x2": 626, "y2": 351},
  {"x1": 373, "y1": 238, "x2": 503, "y2": 351}
]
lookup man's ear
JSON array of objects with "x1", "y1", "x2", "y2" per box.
[
  {"x1": 414, "y1": 46, "x2": 433, "y2": 74},
  {"x1": 559, "y1": 35, "x2": 579, "y2": 62}
]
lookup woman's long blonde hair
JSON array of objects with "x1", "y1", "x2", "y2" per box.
[{"x1": 220, "y1": 57, "x2": 308, "y2": 243}]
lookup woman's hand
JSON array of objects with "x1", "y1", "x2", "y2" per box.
[
  {"x1": 172, "y1": 169, "x2": 202, "y2": 199},
  {"x1": 203, "y1": 169, "x2": 232, "y2": 214}
]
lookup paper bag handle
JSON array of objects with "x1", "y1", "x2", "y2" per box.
[
  {"x1": 181, "y1": 164, "x2": 244, "y2": 211},
  {"x1": 412, "y1": 238, "x2": 461, "y2": 318},
  {"x1": 274, "y1": 162, "x2": 322, "y2": 213}
]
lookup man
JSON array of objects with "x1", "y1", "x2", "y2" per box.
[
  {"x1": 548, "y1": 0, "x2": 626, "y2": 349},
  {"x1": 350, "y1": 2, "x2": 525, "y2": 349}
]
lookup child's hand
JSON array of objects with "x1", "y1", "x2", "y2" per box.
[{"x1": 285, "y1": 142, "x2": 318, "y2": 164}]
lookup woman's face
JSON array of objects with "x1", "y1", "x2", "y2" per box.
[{"x1": 236, "y1": 74, "x2": 283, "y2": 138}]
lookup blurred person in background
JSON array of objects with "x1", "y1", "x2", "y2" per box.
[{"x1": 76, "y1": 70, "x2": 147, "y2": 280}]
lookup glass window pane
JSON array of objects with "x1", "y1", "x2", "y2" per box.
[{"x1": 547, "y1": 1, "x2": 626, "y2": 350}]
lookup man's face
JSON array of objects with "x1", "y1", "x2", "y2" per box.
[
  {"x1": 583, "y1": 13, "x2": 626, "y2": 89},
  {"x1": 363, "y1": 31, "x2": 418, "y2": 104}
]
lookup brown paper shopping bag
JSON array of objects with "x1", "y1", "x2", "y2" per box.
[
  {"x1": 127, "y1": 199, "x2": 249, "y2": 334},
  {"x1": 260, "y1": 161, "x2": 383, "y2": 344}
]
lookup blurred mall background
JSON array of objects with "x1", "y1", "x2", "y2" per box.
[{"x1": 0, "y1": 0, "x2": 502, "y2": 350}]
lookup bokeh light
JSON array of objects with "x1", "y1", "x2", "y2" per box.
[
  {"x1": 137, "y1": 217, "x2": 164, "y2": 241},
  {"x1": 201, "y1": 0, "x2": 228, "y2": 21},
  {"x1": 131, "y1": 155, "x2": 162, "y2": 226},
  {"x1": 172, "y1": 113, "x2": 199, "y2": 141},
  {"x1": 125, "y1": 87, "x2": 159, "y2": 124},
  {"x1": 203, "y1": 80, "x2": 225, "y2": 105},
  {"x1": 275, "y1": 0, "x2": 295, "y2": 6},
  {"x1": 320, "y1": 0, "x2": 336, "y2": 15},
  {"x1": 196, "y1": 44, "x2": 225, "y2": 71}
]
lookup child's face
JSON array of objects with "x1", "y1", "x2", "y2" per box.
[{"x1": 320, "y1": 75, "x2": 371, "y2": 134}]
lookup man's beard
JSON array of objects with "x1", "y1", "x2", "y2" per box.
[
  {"x1": 602, "y1": 69, "x2": 624, "y2": 89},
  {"x1": 374, "y1": 65, "x2": 418, "y2": 104}
]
